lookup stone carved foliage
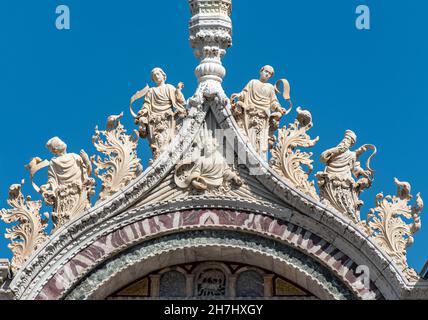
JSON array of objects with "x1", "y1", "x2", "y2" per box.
[
  {"x1": 361, "y1": 178, "x2": 424, "y2": 282},
  {"x1": 130, "y1": 68, "x2": 187, "y2": 161},
  {"x1": 0, "y1": 183, "x2": 48, "y2": 272},
  {"x1": 174, "y1": 124, "x2": 242, "y2": 193},
  {"x1": 92, "y1": 113, "x2": 142, "y2": 203},
  {"x1": 316, "y1": 130, "x2": 377, "y2": 223},
  {"x1": 231, "y1": 65, "x2": 292, "y2": 161},
  {"x1": 270, "y1": 107, "x2": 320, "y2": 200}
]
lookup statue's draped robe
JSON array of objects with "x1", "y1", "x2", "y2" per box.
[
  {"x1": 176, "y1": 150, "x2": 237, "y2": 190},
  {"x1": 47, "y1": 153, "x2": 91, "y2": 228},
  {"x1": 141, "y1": 84, "x2": 184, "y2": 158},
  {"x1": 238, "y1": 80, "x2": 280, "y2": 160},
  {"x1": 48, "y1": 154, "x2": 85, "y2": 190},
  {"x1": 321, "y1": 149, "x2": 357, "y2": 182},
  {"x1": 318, "y1": 147, "x2": 362, "y2": 222}
]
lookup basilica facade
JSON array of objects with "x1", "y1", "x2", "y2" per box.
[{"x1": 0, "y1": 0, "x2": 427, "y2": 300}]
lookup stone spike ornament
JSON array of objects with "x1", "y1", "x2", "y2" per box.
[
  {"x1": 270, "y1": 107, "x2": 320, "y2": 200},
  {"x1": 361, "y1": 178, "x2": 424, "y2": 282},
  {"x1": 91, "y1": 113, "x2": 143, "y2": 203},
  {"x1": 0, "y1": 183, "x2": 48, "y2": 272}
]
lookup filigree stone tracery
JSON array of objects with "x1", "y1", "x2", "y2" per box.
[
  {"x1": 316, "y1": 130, "x2": 376, "y2": 223},
  {"x1": 361, "y1": 178, "x2": 424, "y2": 282},
  {"x1": 270, "y1": 107, "x2": 319, "y2": 200},
  {"x1": 92, "y1": 113, "x2": 143, "y2": 203},
  {"x1": 0, "y1": 183, "x2": 48, "y2": 272}
]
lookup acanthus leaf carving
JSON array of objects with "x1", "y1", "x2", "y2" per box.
[
  {"x1": 91, "y1": 112, "x2": 143, "y2": 203},
  {"x1": 270, "y1": 107, "x2": 320, "y2": 200},
  {"x1": 360, "y1": 178, "x2": 423, "y2": 282},
  {"x1": 0, "y1": 183, "x2": 48, "y2": 273}
]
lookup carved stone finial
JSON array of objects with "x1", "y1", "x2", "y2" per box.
[
  {"x1": 188, "y1": 0, "x2": 232, "y2": 100},
  {"x1": 270, "y1": 107, "x2": 320, "y2": 200},
  {"x1": 316, "y1": 131, "x2": 377, "y2": 223},
  {"x1": 0, "y1": 183, "x2": 48, "y2": 272},
  {"x1": 92, "y1": 113, "x2": 143, "y2": 203},
  {"x1": 361, "y1": 179, "x2": 423, "y2": 282}
]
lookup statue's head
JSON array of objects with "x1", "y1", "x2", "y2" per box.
[
  {"x1": 151, "y1": 67, "x2": 167, "y2": 86},
  {"x1": 204, "y1": 138, "x2": 219, "y2": 156},
  {"x1": 46, "y1": 137, "x2": 67, "y2": 156},
  {"x1": 344, "y1": 130, "x2": 357, "y2": 147},
  {"x1": 259, "y1": 65, "x2": 275, "y2": 82}
]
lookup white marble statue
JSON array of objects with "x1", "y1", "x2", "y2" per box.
[
  {"x1": 130, "y1": 68, "x2": 187, "y2": 160},
  {"x1": 26, "y1": 137, "x2": 95, "y2": 231},
  {"x1": 316, "y1": 130, "x2": 376, "y2": 222},
  {"x1": 231, "y1": 65, "x2": 292, "y2": 161},
  {"x1": 175, "y1": 128, "x2": 242, "y2": 192}
]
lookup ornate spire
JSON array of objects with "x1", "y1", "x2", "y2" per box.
[{"x1": 188, "y1": 0, "x2": 232, "y2": 85}]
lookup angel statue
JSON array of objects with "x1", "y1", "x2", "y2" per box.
[
  {"x1": 26, "y1": 137, "x2": 95, "y2": 232},
  {"x1": 130, "y1": 67, "x2": 187, "y2": 160},
  {"x1": 231, "y1": 65, "x2": 293, "y2": 161},
  {"x1": 316, "y1": 130, "x2": 377, "y2": 223}
]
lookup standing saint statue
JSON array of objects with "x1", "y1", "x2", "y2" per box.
[
  {"x1": 130, "y1": 68, "x2": 187, "y2": 160},
  {"x1": 26, "y1": 137, "x2": 95, "y2": 232},
  {"x1": 316, "y1": 130, "x2": 377, "y2": 223},
  {"x1": 231, "y1": 65, "x2": 292, "y2": 161}
]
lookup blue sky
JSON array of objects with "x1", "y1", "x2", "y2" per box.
[{"x1": 0, "y1": 1, "x2": 427, "y2": 272}]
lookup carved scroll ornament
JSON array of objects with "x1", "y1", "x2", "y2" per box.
[
  {"x1": 270, "y1": 107, "x2": 320, "y2": 200},
  {"x1": 0, "y1": 183, "x2": 48, "y2": 272},
  {"x1": 92, "y1": 113, "x2": 142, "y2": 203},
  {"x1": 361, "y1": 178, "x2": 424, "y2": 282}
]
